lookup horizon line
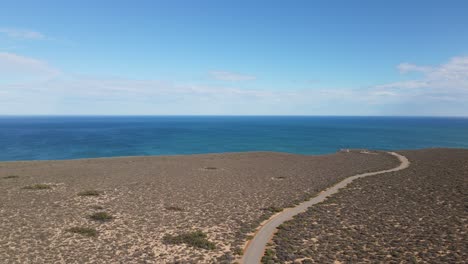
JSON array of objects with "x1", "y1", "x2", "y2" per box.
[{"x1": 1, "y1": 114, "x2": 467, "y2": 118}]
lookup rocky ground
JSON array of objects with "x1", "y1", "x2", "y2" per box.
[
  {"x1": 265, "y1": 148, "x2": 468, "y2": 264},
  {"x1": 0, "y1": 150, "x2": 398, "y2": 263}
]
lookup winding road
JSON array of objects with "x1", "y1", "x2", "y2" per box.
[{"x1": 241, "y1": 152, "x2": 410, "y2": 264}]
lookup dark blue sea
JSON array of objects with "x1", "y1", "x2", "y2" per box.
[{"x1": 1, "y1": 116, "x2": 468, "y2": 161}]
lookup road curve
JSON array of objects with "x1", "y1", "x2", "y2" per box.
[{"x1": 241, "y1": 152, "x2": 410, "y2": 264}]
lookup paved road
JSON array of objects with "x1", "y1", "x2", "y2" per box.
[{"x1": 241, "y1": 152, "x2": 410, "y2": 264}]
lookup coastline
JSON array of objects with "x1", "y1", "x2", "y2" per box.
[{"x1": 1, "y1": 147, "x2": 467, "y2": 163}]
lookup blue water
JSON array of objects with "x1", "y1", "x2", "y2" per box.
[{"x1": 1, "y1": 116, "x2": 468, "y2": 161}]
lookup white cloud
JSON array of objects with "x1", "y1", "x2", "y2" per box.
[
  {"x1": 0, "y1": 52, "x2": 60, "y2": 81},
  {"x1": 209, "y1": 71, "x2": 256, "y2": 81},
  {"x1": 372, "y1": 90, "x2": 398, "y2": 96},
  {"x1": 0, "y1": 27, "x2": 45, "y2": 40},
  {"x1": 368, "y1": 56, "x2": 468, "y2": 115},
  {"x1": 376, "y1": 80, "x2": 429, "y2": 89},
  {"x1": 377, "y1": 56, "x2": 468, "y2": 92},
  {"x1": 397, "y1": 63, "x2": 432, "y2": 73},
  {"x1": 429, "y1": 56, "x2": 468, "y2": 82}
]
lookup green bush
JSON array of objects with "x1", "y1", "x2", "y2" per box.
[
  {"x1": 67, "y1": 227, "x2": 98, "y2": 237},
  {"x1": 89, "y1": 212, "x2": 113, "y2": 222},
  {"x1": 163, "y1": 230, "x2": 216, "y2": 250},
  {"x1": 165, "y1": 206, "x2": 184, "y2": 211},
  {"x1": 22, "y1": 184, "x2": 52, "y2": 190},
  {"x1": 3, "y1": 175, "x2": 19, "y2": 179},
  {"x1": 78, "y1": 190, "x2": 101, "y2": 196},
  {"x1": 264, "y1": 206, "x2": 283, "y2": 213}
]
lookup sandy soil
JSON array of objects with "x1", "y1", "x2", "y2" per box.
[
  {"x1": 265, "y1": 148, "x2": 468, "y2": 263},
  {"x1": 0, "y1": 150, "x2": 398, "y2": 263}
]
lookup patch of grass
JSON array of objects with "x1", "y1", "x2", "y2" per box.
[
  {"x1": 165, "y1": 206, "x2": 184, "y2": 211},
  {"x1": 3, "y1": 175, "x2": 19, "y2": 179},
  {"x1": 67, "y1": 227, "x2": 98, "y2": 237},
  {"x1": 78, "y1": 190, "x2": 101, "y2": 196},
  {"x1": 163, "y1": 230, "x2": 216, "y2": 250},
  {"x1": 89, "y1": 212, "x2": 113, "y2": 222},
  {"x1": 22, "y1": 184, "x2": 52, "y2": 190}
]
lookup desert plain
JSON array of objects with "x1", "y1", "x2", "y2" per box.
[{"x1": 0, "y1": 150, "x2": 399, "y2": 263}]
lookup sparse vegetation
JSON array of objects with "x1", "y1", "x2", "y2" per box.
[
  {"x1": 78, "y1": 190, "x2": 101, "y2": 196},
  {"x1": 22, "y1": 184, "x2": 52, "y2": 190},
  {"x1": 3, "y1": 175, "x2": 19, "y2": 179},
  {"x1": 0, "y1": 148, "x2": 403, "y2": 263},
  {"x1": 67, "y1": 227, "x2": 98, "y2": 237},
  {"x1": 267, "y1": 150, "x2": 467, "y2": 263},
  {"x1": 89, "y1": 212, "x2": 113, "y2": 222},
  {"x1": 163, "y1": 230, "x2": 216, "y2": 250}
]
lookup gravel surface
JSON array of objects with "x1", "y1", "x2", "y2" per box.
[
  {"x1": 0, "y1": 150, "x2": 397, "y2": 263},
  {"x1": 266, "y1": 149, "x2": 468, "y2": 264}
]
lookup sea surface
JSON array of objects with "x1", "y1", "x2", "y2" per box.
[{"x1": 1, "y1": 116, "x2": 468, "y2": 161}]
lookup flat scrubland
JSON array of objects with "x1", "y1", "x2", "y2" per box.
[
  {"x1": 265, "y1": 149, "x2": 467, "y2": 264},
  {"x1": 0, "y1": 150, "x2": 398, "y2": 263}
]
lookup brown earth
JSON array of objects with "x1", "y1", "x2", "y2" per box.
[
  {"x1": 265, "y1": 148, "x2": 468, "y2": 264},
  {"x1": 0, "y1": 150, "x2": 398, "y2": 263}
]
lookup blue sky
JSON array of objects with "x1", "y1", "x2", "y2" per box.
[{"x1": 1, "y1": 0, "x2": 467, "y2": 115}]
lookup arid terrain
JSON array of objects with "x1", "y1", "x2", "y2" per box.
[
  {"x1": 0, "y1": 150, "x2": 398, "y2": 263},
  {"x1": 264, "y1": 149, "x2": 468, "y2": 263}
]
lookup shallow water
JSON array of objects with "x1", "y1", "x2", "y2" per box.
[{"x1": 1, "y1": 116, "x2": 467, "y2": 161}]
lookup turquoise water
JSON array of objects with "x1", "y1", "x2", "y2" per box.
[{"x1": 1, "y1": 116, "x2": 467, "y2": 161}]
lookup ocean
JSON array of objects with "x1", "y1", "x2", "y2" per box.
[{"x1": 1, "y1": 116, "x2": 467, "y2": 161}]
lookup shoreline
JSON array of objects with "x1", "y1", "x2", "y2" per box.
[
  {"x1": 0, "y1": 149, "x2": 371, "y2": 163},
  {"x1": 1, "y1": 147, "x2": 466, "y2": 163}
]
